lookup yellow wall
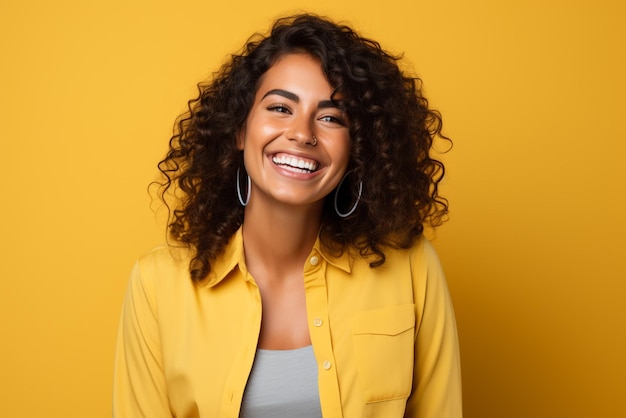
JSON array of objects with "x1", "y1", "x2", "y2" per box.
[{"x1": 1, "y1": 0, "x2": 624, "y2": 416}]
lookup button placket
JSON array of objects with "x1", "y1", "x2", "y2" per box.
[{"x1": 303, "y1": 253, "x2": 343, "y2": 416}]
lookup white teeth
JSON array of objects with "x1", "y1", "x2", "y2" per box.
[{"x1": 272, "y1": 155, "x2": 318, "y2": 172}]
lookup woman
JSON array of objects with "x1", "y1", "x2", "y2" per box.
[{"x1": 113, "y1": 13, "x2": 462, "y2": 417}]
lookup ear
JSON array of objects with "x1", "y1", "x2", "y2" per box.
[{"x1": 236, "y1": 126, "x2": 246, "y2": 151}]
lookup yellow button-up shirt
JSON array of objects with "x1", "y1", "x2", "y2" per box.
[{"x1": 113, "y1": 228, "x2": 462, "y2": 417}]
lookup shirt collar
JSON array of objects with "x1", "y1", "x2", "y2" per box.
[
  {"x1": 203, "y1": 227, "x2": 245, "y2": 287},
  {"x1": 312, "y1": 239, "x2": 353, "y2": 273},
  {"x1": 203, "y1": 227, "x2": 352, "y2": 288}
]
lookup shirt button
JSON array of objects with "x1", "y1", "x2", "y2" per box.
[
  {"x1": 310, "y1": 256, "x2": 319, "y2": 266},
  {"x1": 313, "y1": 317, "x2": 323, "y2": 327},
  {"x1": 323, "y1": 360, "x2": 332, "y2": 370}
]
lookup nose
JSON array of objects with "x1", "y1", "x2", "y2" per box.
[{"x1": 286, "y1": 115, "x2": 316, "y2": 146}]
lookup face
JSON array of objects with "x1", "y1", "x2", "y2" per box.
[{"x1": 237, "y1": 53, "x2": 351, "y2": 210}]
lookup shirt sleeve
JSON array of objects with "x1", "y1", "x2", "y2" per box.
[
  {"x1": 405, "y1": 240, "x2": 463, "y2": 418},
  {"x1": 112, "y1": 261, "x2": 172, "y2": 418}
]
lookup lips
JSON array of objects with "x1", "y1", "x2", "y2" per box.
[{"x1": 272, "y1": 152, "x2": 320, "y2": 174}]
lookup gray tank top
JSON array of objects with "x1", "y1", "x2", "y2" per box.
[{"x1": 239, "y1": 345, "x2": 322, "y2": 418}]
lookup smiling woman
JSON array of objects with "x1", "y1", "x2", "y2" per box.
[
  {"x1": 113, "y1": 13, "x2": 461, "y2": 418},
  {"x1": 238, "y1": 53, "x2": 351, "y2": 213}
]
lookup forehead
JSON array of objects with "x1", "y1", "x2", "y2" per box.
[
  {"x1": 267, "y1": 52, "x2": 323, "y2": 73},
  {"x1": 255, "y1": 53, "x2": 333, "y2": 96}
]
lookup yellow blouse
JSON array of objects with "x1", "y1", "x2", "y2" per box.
[{"x1": 113, "y1": 228, "x2": 462, "y2": 417}]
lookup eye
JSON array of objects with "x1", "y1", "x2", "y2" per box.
[
  {"x1": 319, "y1": 114, "x2": 346, "y2": 126},
  {"x1": 267, "y1": 104, "x2": 291, "y2": 114}
]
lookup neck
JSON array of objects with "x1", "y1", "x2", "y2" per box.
[{"x1": 241, "y1": 199, "x2": 323, "y2": 282}]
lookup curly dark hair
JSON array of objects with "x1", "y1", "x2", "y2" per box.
[{"x1": 156, "y1": 13, "x2": 450, "y2": 282}]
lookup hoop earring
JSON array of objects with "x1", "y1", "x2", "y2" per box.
[
  {"x1": 334, "y1": 173, "x2": 363, "y2": 218},
  {"x1": 236, "y1": 167, "x2": 251, "y2": 206}
]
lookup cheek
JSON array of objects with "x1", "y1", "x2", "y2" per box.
[{"x1": 240, "y1": 113, "x2": 283, "y2": 150}]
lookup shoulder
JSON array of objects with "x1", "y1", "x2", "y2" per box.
[
  {"x1": 358, "y1": 235, "x2": 442, "y2": 272},
  {"x1": 408, "y1": 236, "x2": 445, "y2": 273},
  {"x1": 136, "y1": 244, "x2": 191, "y2": 274},
  {"x1": 128, "y1": 244, "x2": 194, "y2": 298},
  {"x1": 406, "y1": 236, "x2": 447, "y2": 288},
  {"x1": 335, "y1": 236, "x2": 446, "y2": 301},
  {"x1": 368, "y1": 236, "x2": 448, "y2": 305}
]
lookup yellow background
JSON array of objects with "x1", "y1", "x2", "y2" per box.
[{"x1": 1, "y1": 0, "x2": 624, "y2": 417}]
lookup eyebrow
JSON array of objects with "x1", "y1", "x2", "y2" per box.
[
  {"x1": 262, "y1": 89, "x2": 344, "y2": 110},
  {"x1": 262, "y1": 89, "x2": 299, "y2": 102}
]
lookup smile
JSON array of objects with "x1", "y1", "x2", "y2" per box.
[{"x1": 272, "y1": 153, "x2": 320, "y2": 174}]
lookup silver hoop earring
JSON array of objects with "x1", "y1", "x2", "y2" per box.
[
  {"x1": 311, "y1": 135, "x2": 317, "y2": 146},
  {"x1": 236, "y1": 167, "x2": 251, "y2": 206},
  {"x1": 334, "y1": 173, "x2": 363, "y2": 218}
]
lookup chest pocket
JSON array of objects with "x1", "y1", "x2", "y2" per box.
[{"x1": 351, "y1": 304, "x2": 416, "y2": 403}]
